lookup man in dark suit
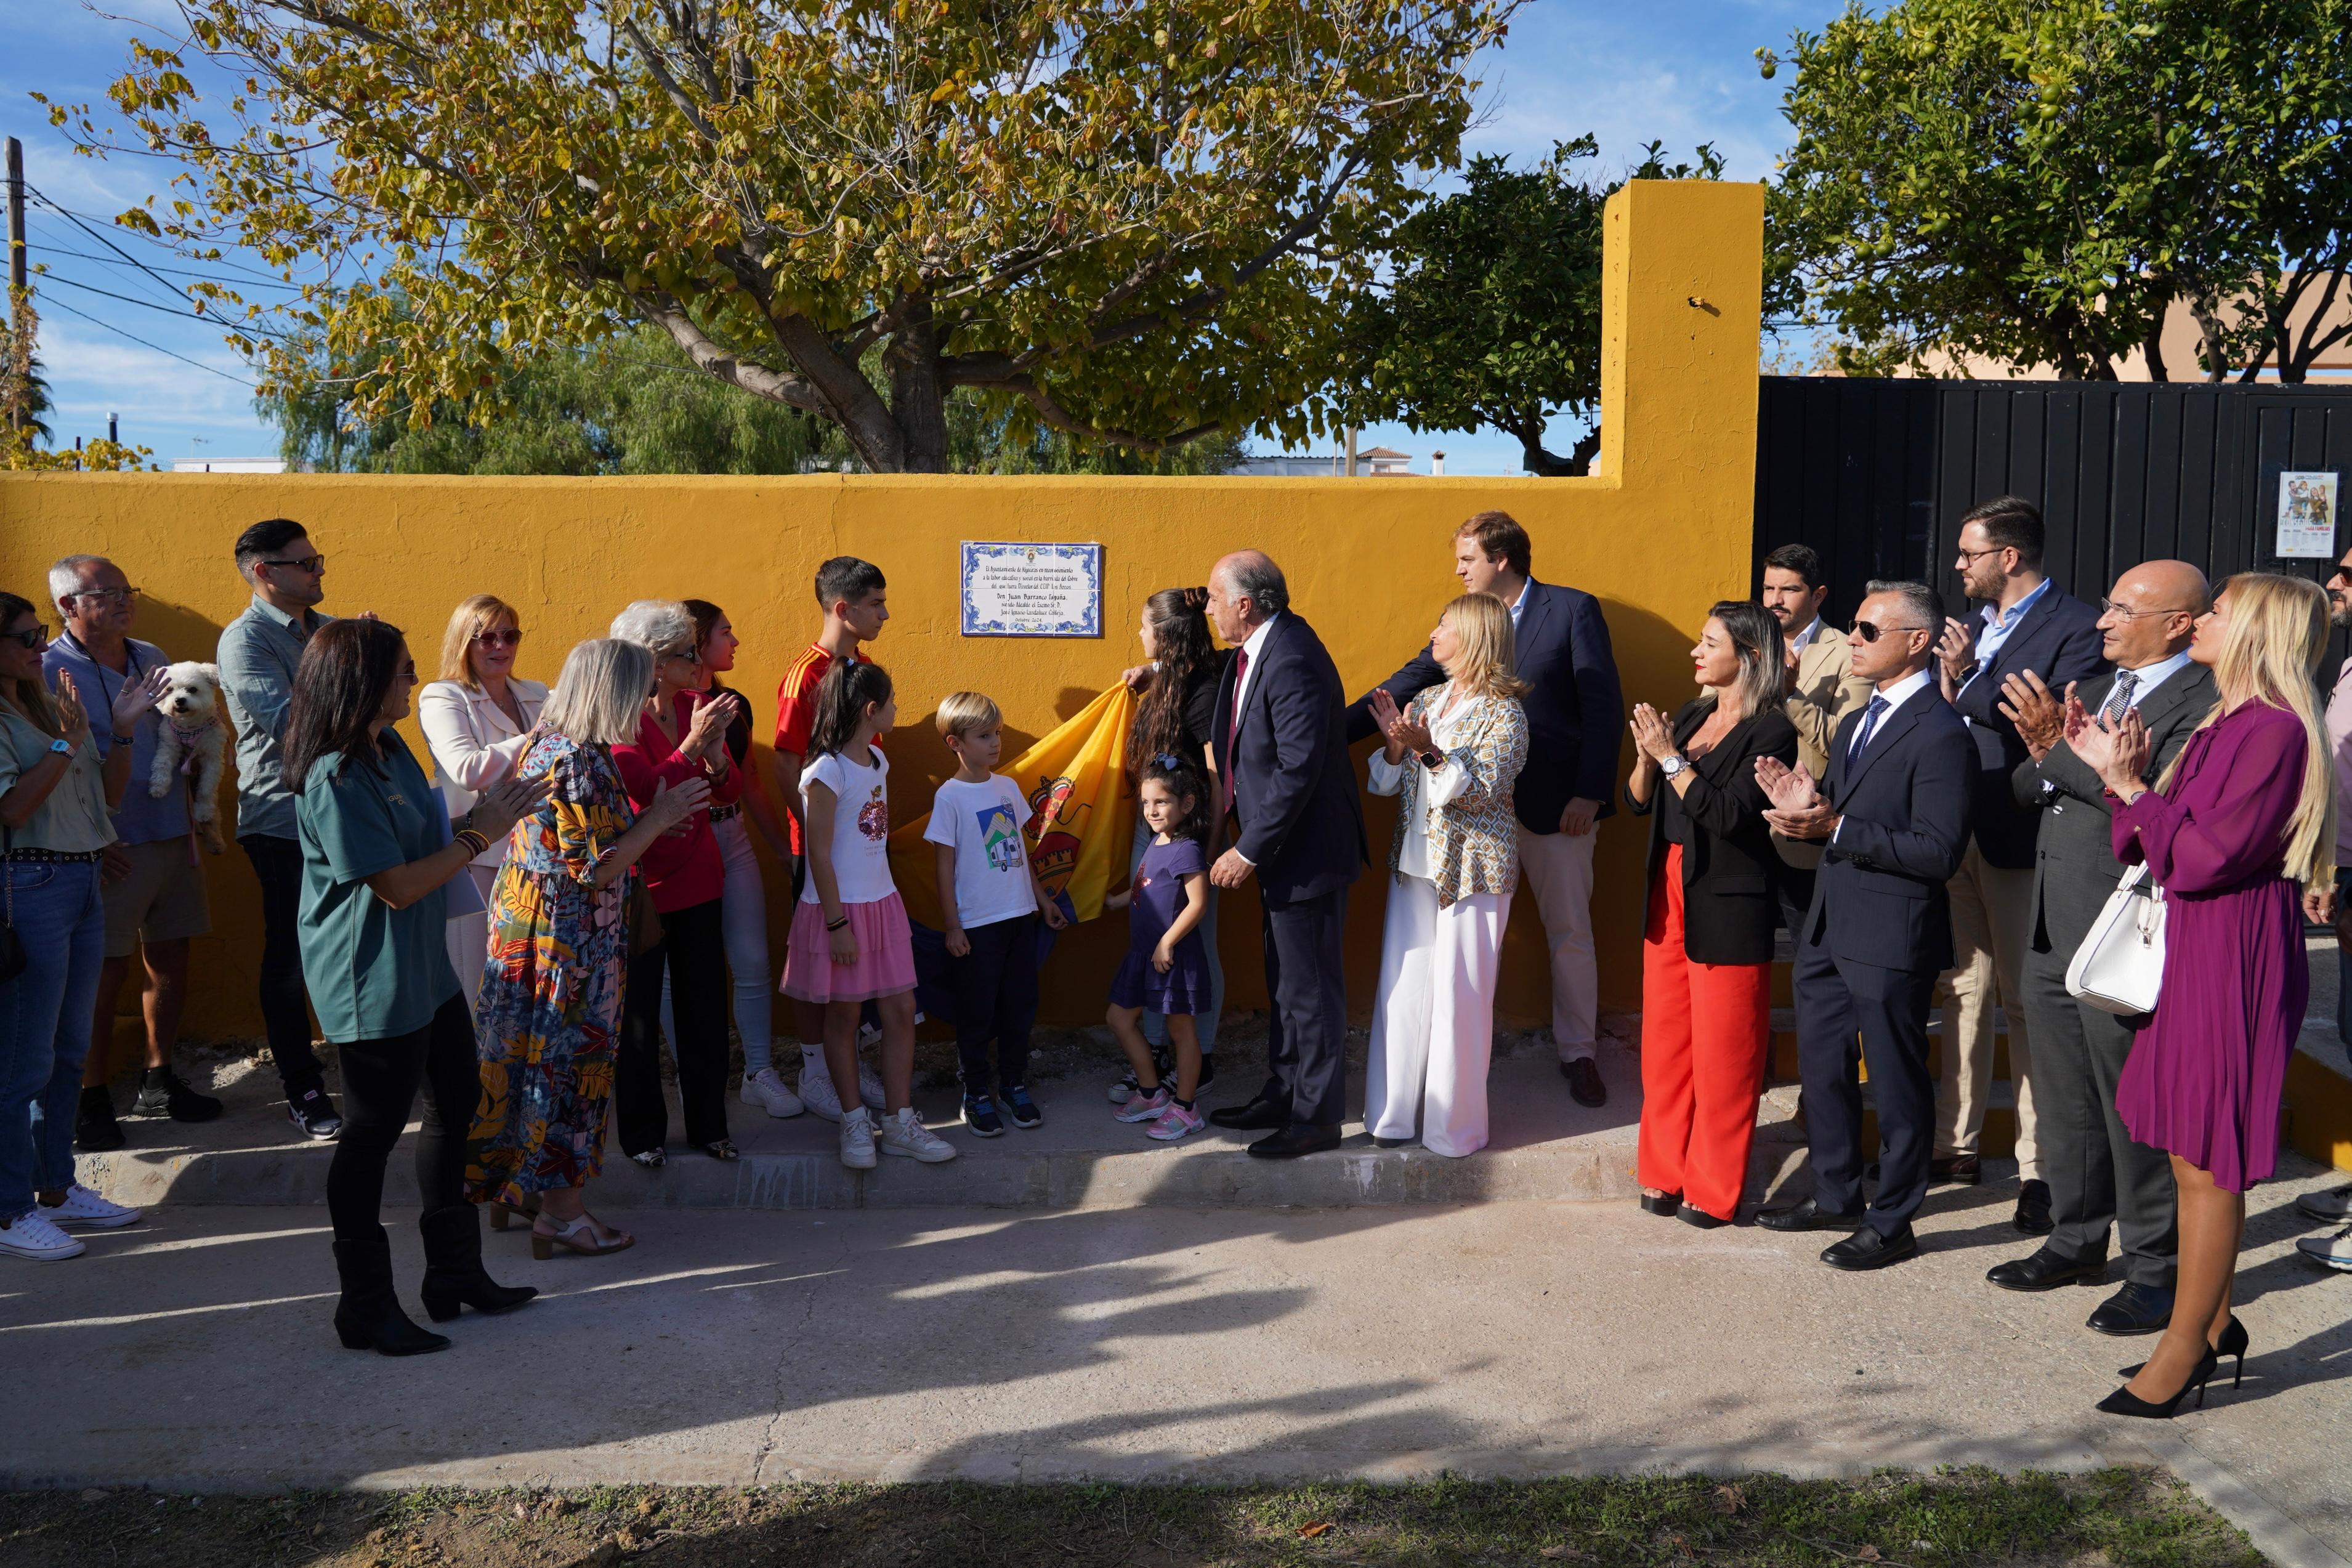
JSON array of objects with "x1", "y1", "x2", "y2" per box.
[
  {"x1": 1203, "y1": 551, "x2": 1370, "y2": 1158},
  {"x1": 1757, "y1": 580, "x2": 1975, "y2": 1270},
  {"x1": 1931, "y1": 497, "x2": 2108, "y2": 1226},
  {"x1": 1983, "y1": 560, "x2": 2215, "y2": 1335},
  {"x1": 1346, "y1": 511, "x2": 1623, "y2": 1106}
]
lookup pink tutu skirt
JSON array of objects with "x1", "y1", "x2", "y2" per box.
[{"x1": 780, "y1": 891, "x2": 918, "y2": 1004}]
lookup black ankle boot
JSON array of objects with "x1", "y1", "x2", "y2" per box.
[
  {"x1": 418, "y1": 1206, "x2": 538, "y2": 1324},
  {"x1": 332, "y1": 1237, "x2": 451, "y2": 1356}
]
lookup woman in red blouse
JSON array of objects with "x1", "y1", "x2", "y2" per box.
[{"x1": 608, "y1": 600, "x2": 746, "y2": 1165}]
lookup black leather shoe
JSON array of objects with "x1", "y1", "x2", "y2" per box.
[
  {"x1": 1370, "y1": 1135, "x2": 1415, "y2": 1149},
  {"x1": 2013, "y1": 1179, "x2": 2055, "y2": 1235},
  {"x1": 1822, "y1": 1224, "x2": 1917, "y2": 1271},
  {"x1": 2086, "y1": 1280, "x2": 2175, "y2": 1337},
  {"x1": 1208, "y1": 1097, "x2": 1288, "y2": 1131},
  {"x1": 1561, "y1": 1057, "x2": 1607, "y2": 1107},
  {"x1": 1986, "y1": 1245, "x2": 2109, "y2": 1292},
  {"x1": 1247, "y1": 1123, "x2": 1343, "y2": 1160},
  {"x1": 1756, "y1": 1197, "x2": 1864, "y2": 1232}
]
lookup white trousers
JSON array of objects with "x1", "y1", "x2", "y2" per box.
[
  {"x1": 1364, "y1": 876, "x2": 1509, "y2": 1158},
  {"x1": 661, "y1": 813, "x2": 775, "y2": 1075},
  {"x1": 444, "y1": 862, "x2": 499, "y2": 1008},
  {"x1": 1515, "y1": 823, "x2": 1598, "y2": 1059}
]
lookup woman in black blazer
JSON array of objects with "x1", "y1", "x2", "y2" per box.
[{"x1": 1625, "y1": 600, "x2": 1798, "y2": 1227}]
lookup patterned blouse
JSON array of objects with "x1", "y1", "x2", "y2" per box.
[{"x1": 1367, "y1": 685, "x2": 1528, "y2": 907}]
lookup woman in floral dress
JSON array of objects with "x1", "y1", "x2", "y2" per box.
[{"x1": 466, "y1": 639, "x2": 706, "y2": 1259}]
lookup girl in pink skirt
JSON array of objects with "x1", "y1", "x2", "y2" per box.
[{"x1": 780, "y1": 660, "x2": 956, "y2": 1170}]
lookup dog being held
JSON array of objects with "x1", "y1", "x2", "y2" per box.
[{"x1": 150, "y1": 661, "x2": 228, "y2": 854}]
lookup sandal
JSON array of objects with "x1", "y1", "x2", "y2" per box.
[
  {"x1": 531, "y1": 1213, "x2": 636, "y2": 1260},
  {"x1": 487, "y1": 1194, "x2": 542, "y2": 1231},
  {"x1": 701, "y1": 1139, "x2": 740, "y2": 1162},
  {"x1": 629, "y1": 1148, "x2": 666, "y2": 1171}
]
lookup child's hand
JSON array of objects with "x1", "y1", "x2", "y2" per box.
[
  {"x1": 944, "y1": 924, "x2": 971, "y2": 958},
  {"x1": 1040, "y1": 899, "x2": 1069, "y2": 930},
  {"x1": 1152, "y1": 937, "x2": 1175, "y2": 973},
  {"x1": 1105, "y1": 890, "x2": 1130, "y2": 911},
  {"x1": 828, "y1": 923, "x2": 859, "y2": 966}
]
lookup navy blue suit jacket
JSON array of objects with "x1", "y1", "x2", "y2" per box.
[
  {"x1": 1345, "y1": 579, "x2": 1624, "y2": 833},
  {"x1": 1949, "y1": 585, "x2": 2108, "y2": 869},
  {"x1": 1805, "y1": 682, "x2": 1976, "y2": 974},
  {"x1": 1215, "y1": 613, "x2": 1370, "y2": 907}
]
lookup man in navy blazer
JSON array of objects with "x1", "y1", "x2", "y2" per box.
[
  {"x1": 1758, "y1": 580, "x2": 1974, "y2": 1271},
  {"x1": 1346, "y1": 512, "x2": 1623, "y2": 1106},
  {"x1": 1931, "y1": 497, "x2": 2108, "y2": 1227},
  {"x1": 1203, "y1": 551, "x2": 1370, "y2": 1158}
]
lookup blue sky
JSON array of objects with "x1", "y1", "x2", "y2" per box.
[{"x1": 7, "y1": 1, "x2": 1841, "y2": 472}]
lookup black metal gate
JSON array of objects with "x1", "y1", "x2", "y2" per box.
[{"x1": 1752, "y1": 376, "x2": 2352, "y2": 628}]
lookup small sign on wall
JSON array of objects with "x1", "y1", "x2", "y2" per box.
[
  {"x1": 960, "y1": 541, "x2": 1104, "y2": 637},
  {"x1": 2276, "y1": 471, "x2": 2341, "y2": 559}
]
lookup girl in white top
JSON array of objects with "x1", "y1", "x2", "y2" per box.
[
  {"x1": 417, "y1": 595, "x2": 548, "y2": 1004},
  {"x1": 778, "y1": 660, "x2": 955, "y2": 1170}
]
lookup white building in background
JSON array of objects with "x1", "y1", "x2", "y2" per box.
[
  {"x1": 171, "y1": 456, "x2": 290, "y2": 474},
  {"x1": 1232, "y1": 445, "x2": 1421, "y2": 477}
]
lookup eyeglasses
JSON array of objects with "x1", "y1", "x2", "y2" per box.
[
  {"x1": 69, "y1": 585, "x2": 140, "y2": 605},
  {"x1": 1954, "y1": 544, "x2": 2007, "y2": 564},
  {"x1": 472, "y1": 628, "x2": 523, "y2": 649},
  {"x1": 1850, "y1": 619, "x2": 1926, "y2": 644},
  {"x1": 1, "y1": 624, "x2": 48, "y2": 650},
  {"x1": 397, "y1": 661, "x2": 418, "y2": 679},
  {"x1": 258, "y1": 554, "x2": 326, "y2": 574},
  {"x1": 2098, "y1": 599, "x2": 2196, "y2": 620}
]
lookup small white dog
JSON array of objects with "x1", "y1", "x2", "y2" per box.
[{"x1": 150, "y1": 661, "x2": 228, "y2": 854}]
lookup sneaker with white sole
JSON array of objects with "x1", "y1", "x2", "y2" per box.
[
  {"x1": 1117, "y1": 1086, "x2": 1171, "y2": 1123},
  {"x1": 878, "y1": 1107, "x2": 958, "y2": 1163},
  {"x1": 2295, "y1": 1184, "x2": 2352, "y2": 1223},
  {"x1": 839, "y1": 1106, "x2": 878, "y2": 1170},
  {"x1": 1147, "y1": 1101, "x2": 1205, "y2": 1142},
  {"x1": 0, "y1": 1208, "x2": 86, "y2": 1261},
  {"x1": 741, "y1": 1069, "x2": 805, "y2": 1118},
  {"x1": 798, "y1": 1064, "x2": 846, "y2": 1123},
  {"x1": 2296, "y1": 1224, "x2": 2352, "y2": 1272},
  {"x1": 42, "y1": 1184, "x2": 142, "y2": 1229},
  {"x1": 1108, "y1": 1067, "x2": 1141, "y2": 1104}
]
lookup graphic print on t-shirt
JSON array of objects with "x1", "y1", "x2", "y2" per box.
[
  {"x1": 856, "y1": 783, "x2": 889, "y2": 842},
  {"x1": 977, "y1": 803, "x2": 1024, "y2": 872}
]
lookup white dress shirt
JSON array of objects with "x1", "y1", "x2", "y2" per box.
[
  {"x1": 1224, "y1": 613, "x2": 1284, "y2": 866},
  {"x1": 1829, "y1": 665, "x2": 1935, "y2": 844},
  {"x1": 418, "y1": 676, "x2": 549, "y2": 866},
  {"x1": 1788, "y1": 615, "x2": 1824, "y2": 657}
]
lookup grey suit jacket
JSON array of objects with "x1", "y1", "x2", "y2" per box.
[{"x1": 2011, "y1": 663, "x2": 2219, "y2": 955}]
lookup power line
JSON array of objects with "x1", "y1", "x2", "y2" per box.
[
  {"x1": 23, "y1": 195, "x2": 323, "y2": 288},
  {"x1": 34, "y1": 291, "x2": 257, "y2": 388},
  {"x1": 25, "y1": 236, "x2": 310, "y2": 293},
  {"x1": 33, "y1": 269, "x2": 297, "y2": 341},
  {"x1": 24, "y1": 185, "x2": 196, "y2": 311}
]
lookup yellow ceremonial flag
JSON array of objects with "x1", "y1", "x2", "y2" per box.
[{"x1": 889, "y1": 683, "x2": 1138, "y2": 927}]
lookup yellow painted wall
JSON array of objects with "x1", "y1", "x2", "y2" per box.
[{"x1": 0, "y1": 179, "x2": 1766, "y2": 1045}]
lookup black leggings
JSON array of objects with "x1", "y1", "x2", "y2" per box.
[
  {"x1": 325, "y1": 993, "x2": 477, "y2": 1245},
  {"x1": 240, "y1": 834, "x2": 327, "y2": 1097},
  {"x1": 617, "y1": 898, "x2": 731, "y2": 1154}
]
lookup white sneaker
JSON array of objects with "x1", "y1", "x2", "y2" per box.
[
  {"x1": 740, "y1": 1069, "x2": 804, "y2": 1119},
  {"x1": 857, "y1": 1061, "x2": 889, "y2": 1110},
  {"x1": 857, "y1": 1020, "x2": 883, "y2": 1047},
  {"x1": 2296, "y1": 1224, "x2": 2352, "y2": 1272},
  {"x1": 838, "y1": 1107, "x2": 878, "y2": 1170},
  {"x1": 43, "y1": 1184, "x2": 142, "y2": 1229},
  {"x1": 798, "y1": 1062, "x2": 846, "y2": 1123},
  {"x1": 878, "y1": 1106, "x2": 958, "y2": 1163},
  {"x1": 2295, "y1": 1184, "x2": 2352, "y2": 1222},
  {"x1": 0, "y1": 1208, "x2": 86, "y2": 1261}
]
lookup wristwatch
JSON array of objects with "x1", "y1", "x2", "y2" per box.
[
  {"x1": 1659, "y1": 754, "x2": 1689, "y2": 778},
  {"x1": 1417, "y1": 746, "x2": 1445, "y2": 769},
  {"x1": 47, "y1": 737, "x2": 75, "y2": 759}
]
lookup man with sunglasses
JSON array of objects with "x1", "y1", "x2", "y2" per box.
[
  {"x1": 217, "y1": 519, "x2": 342, "y2": 1140},
  {"x1": 1756, "y1": 580, "x2": 1974, "y2": 1270},
  {"x1": 1929, "y1": 497, "x2": 2106, "y2": 1232}
]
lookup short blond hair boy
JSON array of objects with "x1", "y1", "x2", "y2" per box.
[{"x1": 935, "y1": 690, "x2": 1003, "y2": 742}]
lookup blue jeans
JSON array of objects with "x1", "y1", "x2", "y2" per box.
[
  {"x1": 1, "y1": 860, "x2": 105, "y2": 1218},
  {"x1": 1129, "y1": 822, "x2": 1222, "y2": 1052}
]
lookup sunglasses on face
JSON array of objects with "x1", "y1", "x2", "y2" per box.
[
  {"x1": 1, "y1": 624, "x2": 48, "y2": 650},
  {"x1": 472, "y1": 628, "x2": 523, "y2": 649},
  {"x1": 1849, "y1": 619, "x2": 1926, "y2": 644},
  {"x1": 397, "y1": 661, "x2": 418, "y2": 679},
  {"x1": 259, "y1": 555, "x2": 326, "y2": 575}
]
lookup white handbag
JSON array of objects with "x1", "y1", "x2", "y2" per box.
[{"x1": 2064, "y1": 864, "x2": 2167, "y2": 1016}]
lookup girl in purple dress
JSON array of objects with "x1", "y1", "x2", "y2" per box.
[
  {"x1": 2070, "y1": 572, "x2": 2335, "y2": 1418},
  {"x1": 1104, "y1": 756, "x2": 1213, "y2": 1141}
]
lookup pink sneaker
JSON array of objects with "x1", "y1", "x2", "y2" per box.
[
  {"x1": 1147, "y1": 1101, "x2": 1204, "y2": 1141},
  {"x1": 1115, "y1": 1086, "x2": 1171, "y2": 1123}
]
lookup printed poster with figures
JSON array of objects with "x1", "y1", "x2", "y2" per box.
[{"x1": 2276, "y1": 471, "x2": 2340, "y2": 559}]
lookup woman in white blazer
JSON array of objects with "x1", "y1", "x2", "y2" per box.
[{"x1": 419, "y1": 595, "x2": 549, "y2": 1003}]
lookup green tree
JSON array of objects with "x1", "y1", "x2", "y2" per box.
[
  {"x1": 1331, "y1": 139, "x2": 1721, "y2": 477},
  {"x1": 1763, "y1": 0, "x2": 2352, "y2": 382},
  {"x1": 58, "y1": 0, "x2": 1516, "y2": 472}
]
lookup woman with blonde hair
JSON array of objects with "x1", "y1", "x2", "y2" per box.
[
  {"x1": 1361, "y1": 592, "x2": 1529, "y2": 1156},
  {"x1": 2070, "y1": 571, "x2": 2335, "y2": 1417},
  {"x1": 419, "y1": 595, "x2": 548, "y2": 1004}
]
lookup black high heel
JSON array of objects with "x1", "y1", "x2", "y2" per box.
[
  {"x1": 2121, "y1": 1317, "x2": 2249, "y2": 1389},
  {"x1": 1638, "y1": 1190, "x2": 1681, "y2": 1217},
  {"x1": 2098, "y1": 1345, "x2": 2220, "y2": 1419}
]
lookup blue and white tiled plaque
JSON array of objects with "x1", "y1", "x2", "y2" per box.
[{"x1": 960, "y1": 541, "x2": 1103, "y2": 637}]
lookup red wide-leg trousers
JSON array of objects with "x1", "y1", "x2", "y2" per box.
[{"x1": 1638, "y1": 844, "x2": 1772, "y2": 1221}]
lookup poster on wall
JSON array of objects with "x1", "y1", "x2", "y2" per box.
[
  {"x1": 2276, "y1": 471, "x2": 2340, "y2": 559},
  {"x1": 960, "y1": 541, "x2": 1103, "y2": 637}
]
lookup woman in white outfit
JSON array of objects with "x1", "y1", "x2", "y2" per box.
[
  {"x1": 1363, "y1": 593, "x2": 1529, "y2": 1157},
  {"x1": 418, "y1": 596, "x2": 548, "y2": 1005}
]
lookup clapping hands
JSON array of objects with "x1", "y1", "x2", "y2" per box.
[
  {"x1": 2063, "y1": 696, "x2": 2151, "y2": 795},
  {"x1": 1756, "y1": 755, "x2": 1836, "y2": 841},
  {"x1": 1997, "y1": 672, "x2": 2067, "y2": 760},
  {"x1": 1367, "y1": 687, "x2": 1431, "y2": 762}
]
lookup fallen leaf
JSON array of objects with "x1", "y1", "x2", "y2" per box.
[
  {"x1": 1713, "y1": 1484, "x2": 1746, "y2": 1516},
  {"x1": 1856, "y1": 1547, "x2": 1883, "y2": 1562},
  {"x1": 1301, "y1": 1521, "x2": 1334, "y2": 1538}
]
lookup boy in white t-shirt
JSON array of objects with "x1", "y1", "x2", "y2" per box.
[{"x1": 924, "y1": 692, "x2": 1068, "y2": 1138}]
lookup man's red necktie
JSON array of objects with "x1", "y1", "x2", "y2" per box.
[{"x1": 1222, "y1": 647, "x2": 1248, "y2": 817}]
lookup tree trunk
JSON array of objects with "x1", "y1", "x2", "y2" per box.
[
  {"x1": 883, "y1": 296, "x2": 951, "y2": 474},
  {"x1": 1510, "y1": 416, "x2": 1599, "y2": 477}
]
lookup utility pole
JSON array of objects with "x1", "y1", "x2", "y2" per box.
[
  {"x1": 6, "y1": 136, "x2": 25, "y2": 435},
  {"x1": 108, "y1": 411, "x2": 118, "y2": 445},
  {"x1": 1343, "y1": 424, "x2": 1359, "y2": 478}
]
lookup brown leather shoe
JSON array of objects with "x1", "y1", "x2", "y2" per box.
[
  {"x1": 1561, "y1": 1057, "x2": 1606, "y2": 1108},
  {"x1": 1930, "y1": 1154, "x2": 1981, "y2": 1187}
]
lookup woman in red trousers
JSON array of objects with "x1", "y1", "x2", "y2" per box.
[{"x1": 1627, "y1": 601, "x2": 1798, "y2": 1226}]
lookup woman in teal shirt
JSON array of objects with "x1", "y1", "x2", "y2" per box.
[{"x1": 287, "y1": 619, "x2": 543, "y2": 1356}]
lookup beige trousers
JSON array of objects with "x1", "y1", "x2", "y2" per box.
[
  {"x1": 1515, "y1": 823, "x2": 1599, "y2": 1059},
  {"x1": 1937, "y1": 840, "x2": 2039, "y2": 1178}
]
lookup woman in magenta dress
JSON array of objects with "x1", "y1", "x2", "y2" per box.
[{"x1": 2071, "y1": 572, "x2": 2335, "y2": 1418}]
